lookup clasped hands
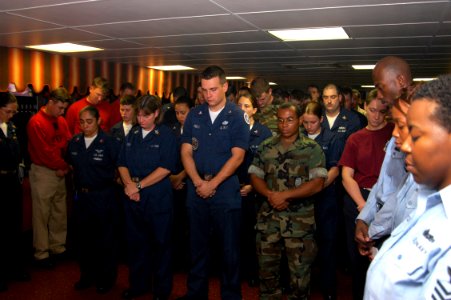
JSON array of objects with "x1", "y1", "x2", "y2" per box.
[
  {"x1": 355, "y1": 219, "x2": 376, "y2": 260},
  {"x1": 267, "y1": 191, "x2": 289, "y2": 211},
  {"x1": 195, "y1": 180, "x2": 216, "y2": 199},
  {"x1": 124, "y1": 181, "x2": 140, "y2": 202}
]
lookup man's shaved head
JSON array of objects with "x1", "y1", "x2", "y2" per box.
[{"x1": 372, "y1": 56, "x2": 412, "y2": 105}]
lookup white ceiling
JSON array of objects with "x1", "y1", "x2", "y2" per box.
[{"x1": 1, "y1": 0, "x2": 450, "y2": 89}]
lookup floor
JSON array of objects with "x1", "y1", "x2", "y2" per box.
[{"x1": 1, "y1": 256, "x2": 352, "y2": 300}]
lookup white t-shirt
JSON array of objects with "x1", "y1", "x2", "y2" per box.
[
  {"x1": 123, "y1": 123, "x2": 133, "y2": 136},
  {"x1": 84, "y1": 134, "x2": 97, "y2": 149},
  {"x1": 209, "y1": 106, "x2": 224, "y2": 123},
  {"x1": 326, "y1": 114, "x2": 338, "y2": 129}
]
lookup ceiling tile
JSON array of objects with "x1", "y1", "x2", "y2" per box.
[
  {"x1": 79, "y1": 15, "x2": 255, "y2": 39},
  {"x1": 127, "y1": 30, "x2": 276, "y2": 47},
  {"x1": 10, "y1": 0, "x2": 228, "y2": 26},
  {"x1": 0, "y1": 28, "x2": 108, "y2": 47},
  {"x1": 238, "y1": 2, "x2": 448, "y2": 29},
  {"x1": 0, "y1": 12, "x2": 60, "y2": 34}
]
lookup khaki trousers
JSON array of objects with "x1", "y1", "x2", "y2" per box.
[{"x1": 30, "y1": 164, "x2": 67, "y2": 260}]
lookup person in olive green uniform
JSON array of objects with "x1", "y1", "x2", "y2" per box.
[
  {"x1": 249, "y1": 103, "x2": 327, "y2": 300},
  {"x1": 250, "y1": 77, "x2": 279, "y2": 136}
]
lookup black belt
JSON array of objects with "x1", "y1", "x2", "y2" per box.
[
  {"x1": 78, "y1": 185, "x2": 113, "y2": 193},
  {"x1": 0, "y1": 169, "x2": 17, "y2": 175}
]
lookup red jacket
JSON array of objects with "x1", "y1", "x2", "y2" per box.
[
  {"x1": 27, "y1": 107, "x2": 71, "y2": 171},
  {"x1": 65, "y1": 98, "x2": 114, "y2": 135}
]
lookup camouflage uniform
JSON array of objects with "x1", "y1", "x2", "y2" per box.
[
  {"x1": 249, "y1": 135, "x2": 327, "y2": 300},
  {"x1": 254, "y1": 104, "x2": 279, "y2": 136}
]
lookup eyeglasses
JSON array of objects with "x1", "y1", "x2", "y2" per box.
[
  {"x1": 322, "y1": 95, "x2": 338, "y2": 100},
  {"x1": 1, "y1": 108, "x2": 18, "y2": 115}
]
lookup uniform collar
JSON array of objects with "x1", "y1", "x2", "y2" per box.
[{"x1": 438, "y1": 184, "x2": 451, "y2": 219}]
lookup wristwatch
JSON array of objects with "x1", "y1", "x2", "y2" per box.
[{"x1": 136, "y1": 181, "x2": 142, "y2": 191}]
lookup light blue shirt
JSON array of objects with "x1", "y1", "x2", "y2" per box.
[
  {"x1": 368, "y1": 173, "x2": 421, "y2": 239},
  {"x1": 358, "y1": 137, "x2": 407, "y2": 225},
  {"x1": 364, "y1": 184, "x2": 449, "y2": 300}
]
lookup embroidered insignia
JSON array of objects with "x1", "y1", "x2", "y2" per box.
[
  {"x1": 222, "y1": 121, "x2": 229, "y2": 125},
  {"x1": 192, "y1": 137, "x2": 199, "y2": 151},
  {"x1": 423, "y1": 229, "x2": 435, "y2": 243},
  {"x1": 198, "y1": 111, "x2": 203, "y2": 115},
  {"x1": 430, "y1": 267, "x2": 451, "y2": 299},
  {"x1": 244, "y1": 113, "x2": 250, "y2": 125},
  {"x1": 295, "y1": 177, "x2": 303, "y2": 187},
  {"x1": 342, "y1": 115, "x2": 347, "y2": 120}
]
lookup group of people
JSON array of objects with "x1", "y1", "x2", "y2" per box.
[{"x1": 0, "y1": 56, "x2": 449, "y2": 300}]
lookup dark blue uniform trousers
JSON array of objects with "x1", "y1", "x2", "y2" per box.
[
  {"x1": 186, "y1": 199, "x2": 242, "y2": 300},
  {"x1": 314, "y1": 184, "x2": 338, "y2": 297},
  {"x1": 124, "y1": 196, "x2": 173, "y2": 297},
  {"x1": 74, "y1": 187, "x2": 118, "y2": 287}
]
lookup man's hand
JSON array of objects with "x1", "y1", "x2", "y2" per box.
[
  {"x1": 129, "y1": 192, "x2": 140, "y2": 202},
  {"x1": 240, "y1": 184, "x2": 253, "y2": 197},
  {"x1": 170, "y1": 173, "x2": 185, "y2": 190},
  {"x1": 355, "y1": 219, "x2": 374, "y2": 256},
  {"x1": 195, "y1": 180, "x2": 216, "y2": 199},
  {"x1": 268, "y1": 191, "x2": 289, "y2": 211},
  {"x1": 124, "y1": 182, "x2": 139, "y2": 198}
]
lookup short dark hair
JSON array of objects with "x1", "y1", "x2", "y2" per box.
[
  {"x1": 201, "y1": 66, "x2": 226, "y2": 84},
  {"x1": 340, "y1": 86, "x2": 353, "y2": 97},
  {"x1": 412, "y1": 74, "x2": 451, "y2": 132},
  {"x1": 278, "y1": 102, "x2": 301, "y2": 118},
  {"x1": 173, "y1": 86, "x2": 188, "y2": 99},
  {"x1": 49, "y1": 87, "x2": 70, "y2": 103},
  {"x1": 250, "y1": 77, "x2": 270, "y2": 98},
  {"x1": 0, "y1": 92, "x2": 17, "y2": 108},
  {"x1": 120, "y1": 95, "x2": 137, "y2": 106},
  {"x1": 120, "y1": 82, "x2": 135, "y2": 92},
  {"x1": 79, "y1": 105, "x2": 100, "y2": 120},
  {"x1": 136, "y1": 95, "x2": 160, "y2": 115},
  {"x1": 237, "y1": 91, "x2": 258, "y2": 109},
  {"x1": 174, "y1": 95, "x2": 193, "y2": 108},
  {"x1": 290, "y1": 89, "x2": 305, "y2": 101}
]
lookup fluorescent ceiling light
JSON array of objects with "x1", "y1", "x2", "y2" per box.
[
  {"x1": 353, "y1": 65, "x2": 375, "y2": 70},
  {"x1": 26, "y1": 43, "x2": 102, "y2": 53},
  {"x1": 413, "y1": 77, "x2": 436, "y2": 82},
  {"x1": 148, "y1": 65, "x2": 194, "y2": 71},
  {"x1": 269, "y1": 27, "x2": 349, "y2": 41},
  {"x1": 361, "y1": 85, "x2": 375, "y2": 88},
  {"x1": 226, "y1": 76, "x2": 246, "y2": 80},
  {"x1": 269, "y1": 82, "x2": 277, "y2": 86}
]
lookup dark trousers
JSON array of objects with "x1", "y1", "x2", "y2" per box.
[
  {"x1": 343, "y1": 189, "x2": 371, "y2": 300},
  {"x1": 314, "y1": 184, "x2": 338, "y2": 298},
  {"x1": 240, "y1": 194, "x2": 259, "y2": 281},
  {"x1": 186, "y1": 201, "x2": 242, "y2": 300},
  {"x1": 0, "y1": 174, "x2": 25, "y2": 282},
  {"x1": 124, "y1": 197, "x2": 173, "y2": 297},
  {"x1": 74, "y1": 187, "x2": 118, "y2": 287}
]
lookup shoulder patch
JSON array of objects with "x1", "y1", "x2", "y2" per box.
[{"x1": 244, "y1": 112, "x2": 250, "y2": 125}]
